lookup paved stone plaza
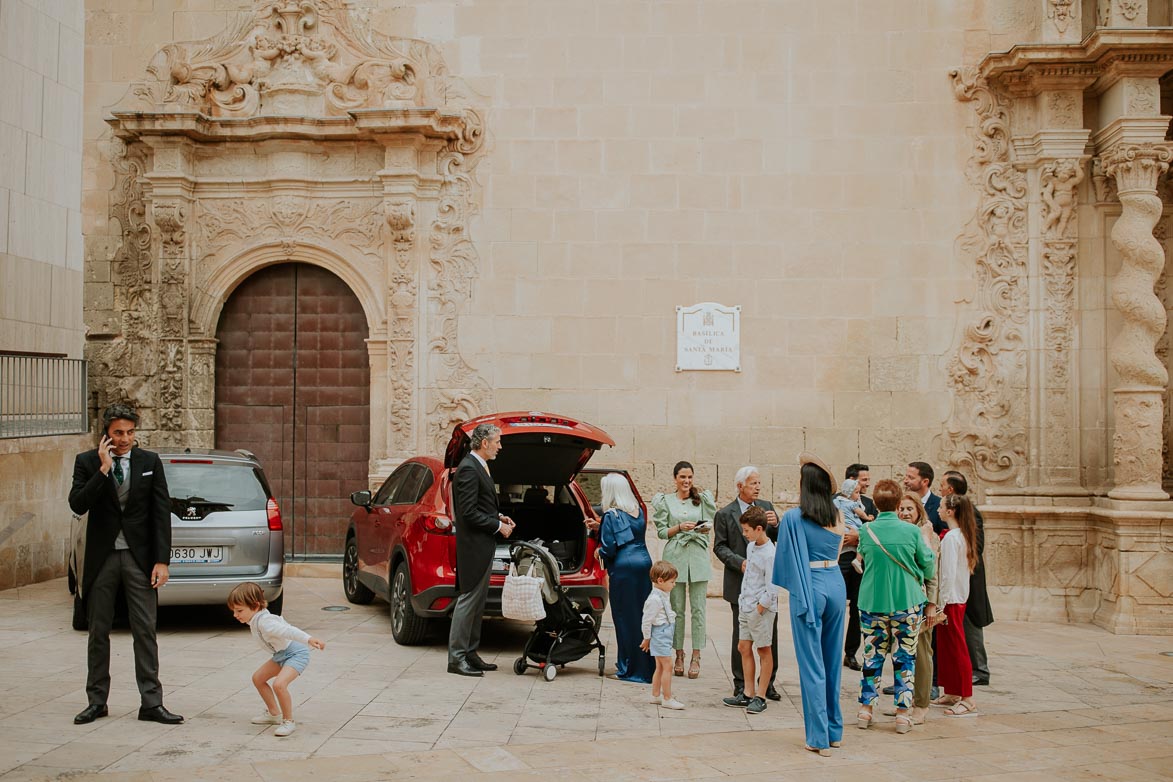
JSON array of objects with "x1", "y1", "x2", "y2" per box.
[{"x1": 0, "y1": 575, "x2": 1170, "y2": 781}]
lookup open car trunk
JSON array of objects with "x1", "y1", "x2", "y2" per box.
[{"x1": 492, "y1": 483, "x2": 586, "y2": 573}]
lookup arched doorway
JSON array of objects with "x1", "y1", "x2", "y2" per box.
[{"x1": 214, "y1": 263, "x2": 370, "y2": 558}]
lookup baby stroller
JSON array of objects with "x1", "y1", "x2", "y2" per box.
[{"x1": 509, "y1": 540, "x2": 606, "y2": 682}]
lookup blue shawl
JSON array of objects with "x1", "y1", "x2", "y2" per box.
[
  {"x1": 599, "y1": 508, "x2": 640, "y2": 568},
  {"x1": 772, "y1": 507, "x2": 817, "y2": 626}
]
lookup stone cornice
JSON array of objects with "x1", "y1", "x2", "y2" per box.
[{"x1": 979, "y1": 29, "x2": 1173, "y2": 96}]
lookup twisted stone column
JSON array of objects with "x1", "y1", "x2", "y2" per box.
[{"x1": 1103, "y1": 143, "x2": 1172, "y2": 500}]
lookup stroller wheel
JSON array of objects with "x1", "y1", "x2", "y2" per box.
[
  {"x1": 598, "y1": 654, "x2": 606, "y2": 677},
  {"x1": 513, "y1": 657, "x2": 528, "y2": 676},
  {"x1": 543, "y1": 664, "x2": 558, "y2": 682}
]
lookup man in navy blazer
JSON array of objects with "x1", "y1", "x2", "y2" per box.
[
  {"x1": 713, "y1": 466, "x2": 780, "y2": 704},
  {"x1": 447, "y1": 423, "x2": 515, "y2": 677},
  {"x1": 68, "y1": 404, "x2": 183, "y2": 725},
  {"x1": 905, "y1": 461, "x2": 943, "y2": 534}
]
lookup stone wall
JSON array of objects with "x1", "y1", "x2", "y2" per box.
[{"x1": 0, "y1": 0, "x2": 88, "y2": 589}]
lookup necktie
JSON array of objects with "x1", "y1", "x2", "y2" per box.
[{"x1": 112, "y1": 457, "x2": 124, "y2": 485}]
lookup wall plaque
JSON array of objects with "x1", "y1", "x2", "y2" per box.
[{"x1": 676, "y1": 302, "x2": 740, "y2": 372}]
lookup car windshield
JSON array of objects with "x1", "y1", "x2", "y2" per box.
[{"x1": 165, "y1": 462, "x2": 268, "y2": 510}]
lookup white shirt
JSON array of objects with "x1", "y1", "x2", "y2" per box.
[
  {"x1": 247, "y1": 608, "x2": 311, "y2": 654},
  {"x1": 739, "y1": 539, "x2": 778, "y2": 614},
  {"x1": 937, "y1": 529, "x2": 970, "y2": 606},
  {"x1": 641, "y1": 588, "x2": 676, "y2": 639}
]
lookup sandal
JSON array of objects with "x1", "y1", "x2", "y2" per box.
[
  {"x1": 944, "y1": 701, "x2": 978, "y2": 717},
  {"x1": 856, "y1": 709, "x2": 872, "y2": 730},
  {"x1": 673, "y1": 650, "x2": 684, "y2": 677},
  {"x1": 804, "y1": 745, "x2": 831, "y2": 757},
  {"x1": 931, "y1": 694, "x2": 960, "y2": 707},
  {"x1": 688, "y1": 651, "x2": 700, "y2": 679},
  {"x1": 895, "y1": 713, "x2": 913, "y2": 734},
  {"x1": 829, "y1": 740, "x2": 842, "y2": 748}
]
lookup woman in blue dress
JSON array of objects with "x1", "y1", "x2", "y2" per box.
[
  {"x1": 596, "y1": 473, "x2": 655, "y2": 683},
  {"x1": 773, "y1": 452, "x2": 847, "y2": 756}
]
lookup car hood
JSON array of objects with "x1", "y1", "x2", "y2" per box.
[{"x1": 444, "y1": 411, "x2": 615, "y2": 485}]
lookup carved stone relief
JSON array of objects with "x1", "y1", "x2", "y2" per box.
[
  {"x1": 90, "y1": 0, "x2": 491, "y2": 468},
  {"x1": 1048, "y1": 0, "x2": 1077, "y2": 34},
  {"x1": 939, "y1": 69, "x2": 1029, "y2": 487}
]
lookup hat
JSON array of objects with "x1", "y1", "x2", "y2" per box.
[{"x1": 798, "y1": 451, "x2": 833, "y2": 480}]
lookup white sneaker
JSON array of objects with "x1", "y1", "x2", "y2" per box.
[
  {"x1": 274, "y1": 720, "x2": 297, "y2": 736},
  {"x1": 251, "y1": 712, "x2": 282, "y2": 725},
  {"x1": 660, "y1": 698, "x2": 685, "y2": 710},
  {"x1": 649, "y1": 694, "x2": 662, "y2": 705}
]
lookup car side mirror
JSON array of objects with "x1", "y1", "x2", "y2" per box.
[{"x1": 350, "y1": 490, "x2": 372, "y2": 507}]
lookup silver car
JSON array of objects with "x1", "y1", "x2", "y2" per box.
[{"x1": 69, "y1": 449, "x2": 284, "y2": 630}]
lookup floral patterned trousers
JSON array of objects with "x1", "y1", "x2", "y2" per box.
[{"x1": 858, "y1": 606, "x2": 923, "y2": 709}]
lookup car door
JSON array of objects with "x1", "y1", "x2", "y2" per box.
[
  {"x1": 575, "y1": 467, "x2": 648, "y2": 521},
  {"x1": 362, "y1": 466, "x2": 409, "y2": 581}
]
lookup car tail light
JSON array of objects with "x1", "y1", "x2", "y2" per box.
[
  {"x1": 424, "y1": 516, "x2": 454, "y2": 534},
  {"x1": 429, "y1": 597, "x2": 453, "y2": 611},
  {"x1": 589, "y1": 597, "x2": 604, "y2": 610},
  {"x1": 266, "y1": 498, "x2": 282, "y2": 531}
]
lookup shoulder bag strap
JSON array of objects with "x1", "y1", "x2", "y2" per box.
[{"x1": 864, "y1": 524, "x2": 918, "y2": 580}]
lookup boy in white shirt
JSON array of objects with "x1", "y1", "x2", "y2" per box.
[
  {"x1": 228, "y1": 582, "x2": 325, "y2": 736},
  {"x1": 640, "y1": 560, "x2": 683, "y2": 710},
  {"x1": 736, "y1": 506, "x2": 777, "y2": 714}
]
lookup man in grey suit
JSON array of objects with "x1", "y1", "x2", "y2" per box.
[
  {"x1": 713, "y1": 466, "x2": 780, "y2": 705},
  {"x1": 68, "y1": 404, "x2": 184, "y2": 725},
  {"x1": 447, "y1": 423, "x2": 515, "y2": 677}
]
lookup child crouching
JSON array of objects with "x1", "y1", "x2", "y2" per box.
[
  {"x1": 640, "y1": 560, "x2": 684, "y2": 710},
  {"x1": 228, "y1": 583, "x2": 325, "y2": 737}
]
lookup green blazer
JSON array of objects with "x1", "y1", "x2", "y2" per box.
[
  {"x1": 652, "y1": 490, "x2": 716, "y2": 583},
  {"x1": 856, "y1": 512, "x2": 936, "y2": 614}
]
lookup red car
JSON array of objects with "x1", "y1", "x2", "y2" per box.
[{"x1": 342, "y1": 411, "x2": 646, "y2": 645}]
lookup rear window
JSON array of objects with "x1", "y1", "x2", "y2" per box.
[{"x1": 165, "y1": 462, "x2": 269, "y2": 511}]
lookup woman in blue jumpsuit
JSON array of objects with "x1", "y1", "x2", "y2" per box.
[
  {"x1": 597, "y1": 473, "x2": 655, "y2": 683},
  {"x1": 773, "y1": 453, "x2": 846, "y2": 756}
]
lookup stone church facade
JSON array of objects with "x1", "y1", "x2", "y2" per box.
[{"x1": 67, "y1": 0, "x2": 1173, "y2": 632}]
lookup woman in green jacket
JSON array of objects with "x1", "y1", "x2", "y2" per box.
[
  {"x1": 854, "y1": 479, "x2": 935, "y2": 735},
  {"x1": 652, "y1": 461, "x2": 716, "y2": 679}
]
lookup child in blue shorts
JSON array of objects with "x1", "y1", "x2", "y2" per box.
[
  {"x1": 228, "y1": 582, "x2": 325, "y2": 737},
  {"x1": 640, "y1": 560, "x2": 683, "y2": 709}
]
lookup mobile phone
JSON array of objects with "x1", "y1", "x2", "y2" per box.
[{"x1": 695, "y1": 521, "x2": 712, "y2": 531}]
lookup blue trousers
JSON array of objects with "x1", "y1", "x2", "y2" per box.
[{"x1": 787, "y1": 567, "x2": 846, "y2": 749}]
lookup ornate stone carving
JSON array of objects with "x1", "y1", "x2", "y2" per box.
[
  {"x1": 1046, "y1": 92, "x2": 1077, "y2": 127},
  {"x1": 939, "y1": 68, "x2": 1029, "y2": 486},
  {"x1": 1103, "y1": 143, "x2": 1172, "y2": 499},
  {"x1": 157, "y1": 341, "x2": 184, "y2": 434},
  {"x1": 385, "y1": 199, "x2": 415, "y2": 445},
  {"x1": 1047, "y1": 0, "x2": 1076, "y2": 33},
  {"x1": 1127, "y1": 82, "x2": 1157, "y2": 116},
  {"x1": 152, "y1": 203, "x2": 187, "y2": 258},
  {"x1": 1041, "y1": 159, "x2": 1083, "y2": 241},
  {"x1": 1041, "y1": 159, "x2": 1085, "y2": 393},
  {"x1": 1119, "y1": 0, "x2": 1143, "y2": 21},
  {"x1": 1092, "y1": 156, "x2": 1119, "y2": 203}
]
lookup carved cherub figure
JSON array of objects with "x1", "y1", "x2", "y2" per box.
[{"x1": 1041, "y1": 159, "x2": 1084, "y2": 240}]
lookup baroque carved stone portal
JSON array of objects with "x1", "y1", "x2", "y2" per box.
[{"x1": 88, "y1": 0, "x2": 492, "y2": 472}]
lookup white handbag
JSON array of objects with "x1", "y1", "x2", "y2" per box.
[{"x1": 502, "y1": 560, "x2": 546, "y2": 622}]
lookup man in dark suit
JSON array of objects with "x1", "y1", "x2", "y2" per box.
[
  {"x1": 447, "y1": 423, "x2": 515, "y2": 677},
  {"x1": 942, "y1": 471, "x2": 993, "y2": 686},
  {"x1": 713, "y1": 466, "x2": 780, "y2": 706},
  {"x1": 68, "y1": 404, "x2": 183, "y2": 725},
  {"x1": 904, "y1": 461, "x2": 943, "y2": 534},
  {"x1": 845, "y1": 463, "x2": 877, "y2": 519}
]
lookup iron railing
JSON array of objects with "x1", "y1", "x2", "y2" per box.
[{"x1": 0, "y1": 353, "x2": 89, "y2": 438}]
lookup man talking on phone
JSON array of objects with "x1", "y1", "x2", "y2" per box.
[{"x1": 68, "y1": 404, "x2": 184, "y2": 725}]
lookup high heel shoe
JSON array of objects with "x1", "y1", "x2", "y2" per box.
[
  {"x1": 688, "y1": 651, "x2": 700, "y2": 679},
  {"x1": 673, "y1": 650, "x2": 684, "y2": 677}
]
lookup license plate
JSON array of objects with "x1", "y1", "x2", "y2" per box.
[{"x1": 171, "y1": 547, "x2": 223, "y2": 564}]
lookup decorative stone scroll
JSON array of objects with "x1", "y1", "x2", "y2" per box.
[{"x1": 938, "y1": 68, "x2": 1029, "y2": 487}]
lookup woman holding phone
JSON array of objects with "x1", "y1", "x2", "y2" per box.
[{"x1": 652, "y1": 461, "x2": 715, "y2": 678}]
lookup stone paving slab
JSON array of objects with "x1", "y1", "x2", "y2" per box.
[{"x1": 0, "y1": 576, "x2": 1170, "y2": 781}]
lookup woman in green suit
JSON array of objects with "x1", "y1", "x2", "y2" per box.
[{"x1": 652, "y1": 461, "x2": 716, "y2": 678}]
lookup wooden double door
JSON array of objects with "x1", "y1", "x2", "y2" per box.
[{"x1": 215, "y1": 263, "x2": 370, "y2": 557}]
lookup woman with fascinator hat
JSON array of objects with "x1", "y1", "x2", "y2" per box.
[{"x1": 772, "y1": 453, "x2": 847, "y2": 756}]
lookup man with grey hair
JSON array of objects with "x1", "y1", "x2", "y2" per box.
[
  {"x1": 448, "y1": 422, "x2": 515, "y2": 676},
  {"x1": 713, "y1": 466, "x2": 780, "y2": 705},
  {"x1": 68, "y1": 404, "x2": 183, "y2": 725}
]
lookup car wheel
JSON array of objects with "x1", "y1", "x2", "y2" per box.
[
  {"x1": 389, "y1": 561, "x2": 429, "y2": 645},
  {"x1": 72, "y1": 594, "x2": 87, "y2": 632},
  {"x1": 268, "y1": 592, "x2": 284, "y2": 616},
  {"x1": 342, "y1": 537, "x2": 375, "y2": 605},
  {"x1": 513, "y1": 657, "x2": 528, "y2": 676},
  {"x1": 543, "y1": 664, "x2": 557, "y2": 682}
]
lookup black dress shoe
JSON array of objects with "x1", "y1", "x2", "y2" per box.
[
  {"x1": 447, "y1": 660, "x2": 483, "y2": 677},
  {"x1": 882, "y1": 685, "x2": 895, "y2": 695},
  {"x1": 74, "y1": 704, "x2": 108, "y2": 724},
  {"x1": 466, "y1": 654, "x2": 498, "y2": 672},
  {"x1": 844, "y1": 656, "x2": 862, "y2": 671},
  {"x1": 972, "y1": 677, "x2": 990, "y2": 686},
  {"x1": 138, "y1": 705, "x2": 184, "y2": 724},
  {"x1": 765, "y1": 685, "x2": 782, "y2": 702}
]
